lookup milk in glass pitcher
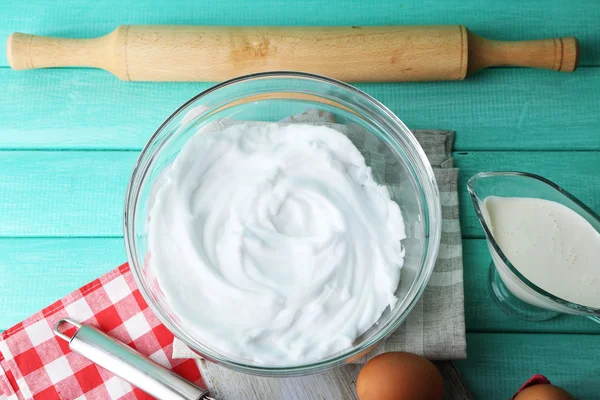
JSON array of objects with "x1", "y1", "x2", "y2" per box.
[{"x1": 468, "y1": 171, "x2": 600, "y2": 323}]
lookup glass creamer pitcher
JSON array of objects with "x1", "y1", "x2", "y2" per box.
[{"x1": 468, "y1": 171, "x2": 600, "y2": 323}]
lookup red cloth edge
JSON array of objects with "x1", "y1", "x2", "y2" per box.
[
  {"x1": 0, "y1": 263, "x2": 205, "y2": 400},
  {"x1": 511, "y1": 374, "x2": 551, "y2": 399}
]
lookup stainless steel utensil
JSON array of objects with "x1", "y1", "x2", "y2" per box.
[{"x1": 54, "y1": 319, "x2": 214, "y2": 400}]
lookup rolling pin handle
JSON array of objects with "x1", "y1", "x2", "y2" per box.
[
  {"x1": 7, "y1": 32, "x2": 104, "y2": 71},
  {"x1": 466, "y1": 30, "x2": 580, "y2": 75},
  {"x1": 6, "y1": 30, "x2": 129, "y2": 80},
  {"x1": 7, "y1": 33, "x2": 33, "y2": 70}
]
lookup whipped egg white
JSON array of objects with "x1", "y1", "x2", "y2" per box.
[{"x1": 147, "y1": 122, "x2": 406, "y2": 365}]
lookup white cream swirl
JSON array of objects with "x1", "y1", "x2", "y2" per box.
[{"x1": 147, "y1": 122, "x2": 406, "y2": 365}]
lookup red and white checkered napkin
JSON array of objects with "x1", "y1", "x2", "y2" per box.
[{"x1": 0, "y1": 263, "x2": 203, "y2": 400}]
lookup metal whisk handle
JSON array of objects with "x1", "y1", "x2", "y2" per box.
[{"x1": 55, "y1": 319, "x2": 212, "y2": 400}]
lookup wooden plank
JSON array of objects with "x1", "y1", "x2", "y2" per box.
[
  {"x1": 0, "y1": 0, "x2": 598, "y2": 67},
  {"x1": 462, "y1": 240, "x2": 600, "y2": 334},
  {"x1": 2, "y1": 241, "x2": 598, "y2": 397},
  {"x1": 0, "y1": 238, "x2": 124, "y2": 328},
  {"x1": 0, "y1": 68, "x2": 599, "y2": 151},
  {"x1": 2, "y1": 238, "x2": 599, "y2": 334},
  {"x1": 199, "y1": 361, "x2": 361, "y2": 400},
  {"x1": 0, "y1": 70, "x2": 203, "y2": 150},
  {"x1": 198, "y1": 361, "x2": 471, "y2": 399},
  {"x1": 200, "y1": 336, "x2": 600, "y2": 400},
  {"x1": 0, "y1": 151, "x2": 597, "y2": 237},
  {"x1": 0, "y1": 151, "x2": 135, "y2": 237},
  {"x1": 456, "y1": 151, "x2": 600, "y2": 238},
  {"x1": 455, "y1": 333, "x2": 600, "y2": 400}
]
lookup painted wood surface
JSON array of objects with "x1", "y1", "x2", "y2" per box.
[
  {"x1": 1, "y1": 68, "x2": 599, "y2": 151},
  {"x1": 198, "y1": 361, "x2": 473, "y2": 400},
  {"x1": 0, "y1": 151, "x2": 597, "y2": 238},
  {"x1": 1, "y1": 0, "x2": 598, "y2": 67},
  {"x1": 455, "y1": 333, "x2": 600, "y2": 399},
  {"x1": 199, "y1": 332, "x2": 600, "y2": 400},
  {"x1": 1, "y1": 0, "x2": 599, "y2": 398},
  {"x1": 2, "y1": 239, "x2": 599, "y2": 336},
  {"x1": 200, "y1": 330, "x2": 600, "y2": 400},
  {"x1": 2, "y1": 237, "x2": 599, "y2": 397}
]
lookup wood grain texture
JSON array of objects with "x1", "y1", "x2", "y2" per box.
[
  {"x1": 455, "y1": 151, "x2": 600, "y2": 238},
  {"x1": 1, "y1": 0, "x2": 598, "y2": 67},
  {"x1": 0, "y1": 238, "x2": 124, "y2": 328},
  {"x1": 2, "y1": 239, "x2": 598, "y2": 335},
  {"x1": 0, "y1": 151, "x2": 597, "y2": 237},
  {"x1": 9, "y1": 26, "x2": 471, "y2": 82},
  {"x1": 199, "y1": 361, "x2": 361, "y2": 400},
  {"x1": 201, "y1": 339, "x2": 600, "y2": 400},
  {"x1": 462, "y1": 240, "x2": 600, "y2": 334},
  {"x1": 1, "y1": 2, "x2": 599, "y2": 397},
  {"x1": 455, "y1": 333, "x2": 600, "y2": 399},
  {"x1": 436, "y1": 361, "x2": 474, "y2": 400},
  {"x1": 466, "y1": 32, "x2": 579, "y2": 73},
  {"x1": 7, "y1": 26, "x2": 579, "y2": 81},
  {"x1": 0, "y1": 68, "x2": 599, "y2": 150},
  {"x1": 199, "y1": 361, "x2": 473, "y2": 399},
  {"x1": 0, "y1": 151, "x2": 133, "y2": 237}
]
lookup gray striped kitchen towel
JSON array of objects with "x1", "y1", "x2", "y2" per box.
[
  {"x1": 351, "y1": 128, "x2": 467, "y2": 362},
  {"x1": 172, "y1": 113, "x2": 466, "y2": 361}
]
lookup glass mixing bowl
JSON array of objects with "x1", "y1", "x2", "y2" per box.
[{"x1": 124, "y1": 72, "x2": 441, "y2": 376}]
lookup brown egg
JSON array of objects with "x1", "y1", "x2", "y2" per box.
[
  {"x1": 356, "y1": 352, "x2": 444, "y2": 400},
  {"x1": 514, "y1": 384, "x2": 574, "y2": 400}
]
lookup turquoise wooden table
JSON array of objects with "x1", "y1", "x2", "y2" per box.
[{"x1": 1, "y1": 1, "x2": 599, "y2": 398}]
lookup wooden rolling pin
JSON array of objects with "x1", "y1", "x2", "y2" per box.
[{"x1": 6, "y1": 25, "x2": 579, "y2": 82}]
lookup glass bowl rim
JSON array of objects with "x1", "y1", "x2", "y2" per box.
[{"x1": 124, "y1": 71, "x2": 442, "y2": 374}]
